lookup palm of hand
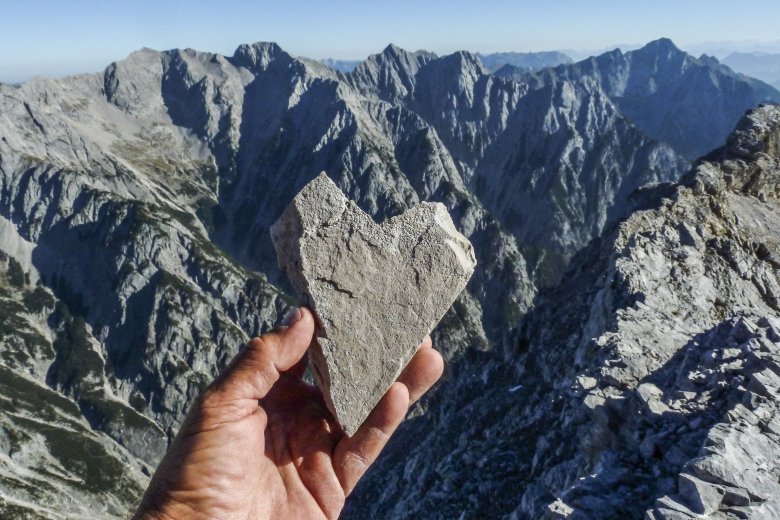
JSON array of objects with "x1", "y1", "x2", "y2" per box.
[{"x1": 135, "y1": 308, "x2": 442, "y2": 520}]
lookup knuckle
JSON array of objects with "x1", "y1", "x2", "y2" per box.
[
  {"x1": 338, "y1": 450, "x2": 371, "y2": 487},
  {"x1": 247, "y1": 334, "x2": 279, "y2": 358},
  {"x1": 247, "y1": 335, "x2": 266, "y2": 350}
]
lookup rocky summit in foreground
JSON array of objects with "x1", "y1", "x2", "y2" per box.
[
  {"x1": 346, "y1": 105, "x2": 780, "y2": 519},
  {"x1": 0, "y1": 36, "x2": 777, "y2": 518}
]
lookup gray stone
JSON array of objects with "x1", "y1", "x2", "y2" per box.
[
  {"x1": 637, "y1": 382, "x2": 670, "y2": 415},
  {"x1": 271, "y1": 173, "x2": 476, "y2": 435},
  {"x1": 678, "y1": 474, "x2": 725, "y2": 515},
  {"x1": 722, "y1": 486, "x2": 752, "y2": 507},
  {"x1": 646, "y1": 495, "x2": 698, "y2": 519}
]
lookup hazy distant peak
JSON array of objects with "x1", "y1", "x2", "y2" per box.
[
  {"x1": 725, "y1": 50, "x2": 780, "y2": 60},
  {"x1": 477, "y1": 50, "x2": 572, "y2": 72},
  {"x1": 319, "y1": 58, "x2": 361, "y2": 73},
  {"x1": 721, "y1": 51, "x2": 780, "y2": 90}
]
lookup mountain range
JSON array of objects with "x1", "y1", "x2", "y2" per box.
[
  {"x1": 722, "y1": 52, "x2": 780, "y2": 91},
  {"x1": 494, "y1": 38, "x2": 780, "y2": 160},
  {"x1": 475, "y1": 51, "x2": 572, "y2": 72},
  {"x1": 347, "y1": 102, "x2": 780, "y2": 520},
  {"x1": 0, "y1": 37, "x2": 779, "y2": 518},
  {"x1": 320, "y1": 50, "x2": 573, "y2": 75}
]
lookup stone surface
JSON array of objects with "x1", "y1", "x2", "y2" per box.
[
  {"x1": 271, "y1": 173, "x2": 476, "y2": 435},
  {"x1": 347, "y1": 105, "x2": 780, "y2": 519}
]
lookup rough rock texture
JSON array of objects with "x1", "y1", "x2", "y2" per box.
[
  {"x1": 346, "y1": 105, "x2": 780, "y2": 519},
  {"x1": 272, "y1": 173, "x2": 476, "y2": 435},
  {"x1": 347, "y1": 43, "x2": 689, "y2": 286},
  {"x1": 0, "y1": 37, "x2": 773, "y2": 518}
]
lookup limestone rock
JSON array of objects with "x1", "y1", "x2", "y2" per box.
[
  {"x1": 346, "y1": 105, "x2": 780, "y2": 519},
  {"x1": 271, "y1": 173, "x2": 476, "y2": 435}
]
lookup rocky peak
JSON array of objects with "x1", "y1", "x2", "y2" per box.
[
  {"x1": 424, "y1": 50, "x2": 487, "y2": 84},
  {"x1": 444, "y1": 50, "x2": 485, "y2": 70},
  {"x1": 348, "y1": 44, "x2": 435, "y2": 100},
  {"x1": 724, "y1": 103, "x2": 780, "y2": 160},
  {"x1": 347, "y1": 103, "x2": 780, "y2": 520},
  {"x1": 621, "y1": 38, "x2": 692, "y2": 86},
  {"x1": 513, "y1": 40, "x2": 780, "y2": 160},
  {"x1": 230, "y1": 41, "x2": 290, "y2": 70},
  {"x1": 378, "y1": 43, "x2": 436, "y2": 62},
  {"x1": 0, "y1": 38, "x2": 777, "y2": 519},
  {"x1": 635, "y1": 37, "x2": 682, "y2": 55},
  {"x1": 103, "y1": 48, "x2": 166, "y2": 112},
  {"x1": 693, "y1": 104, "x2": 780, "y2": 200}
]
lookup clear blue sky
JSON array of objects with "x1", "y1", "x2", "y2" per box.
[{"x1": 2, "y1": 0, "x2": 779, "y2": 82}]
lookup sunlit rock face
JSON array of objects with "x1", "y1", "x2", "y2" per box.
[
  {"x1": 347, "y1": 105, "x2": 780, "y2": 520},
  {"x1": 0, "y1": 38, "x2": 773, "y2": 518}
]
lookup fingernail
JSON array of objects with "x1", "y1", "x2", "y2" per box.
[{"x1": 281, "y1": 306, "x2": 303, "y2": 327}]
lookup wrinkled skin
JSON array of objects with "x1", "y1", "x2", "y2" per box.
[{"x1": 134, "y1": 307, "x2": 444, "y2": 519}]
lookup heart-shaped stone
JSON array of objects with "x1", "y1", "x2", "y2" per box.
[{"x1": 271, "y1": 173, "x2": 476, "y2": 435}]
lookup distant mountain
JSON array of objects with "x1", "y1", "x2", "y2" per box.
[
  {"x1": 722, "y1": 52, "x2": 780, "y2": 91},
  {"x1": 498, "y1": 38, "x2": 780, "y2": 159},
  {"x1": 347, "y1": 44, "x2": 686, "y2": 284},
  {"x1": 319, "y1": 57, "x2": 361, "y2": 73},
  {"x1": 562, "y1": 44, "x2": 644, "y2": 61},
  {"x1": 476, "y1": 50, "x2": 572, "y2": 71},
  {"x1": 0, "y1": 38, "x2": 776, "y2": 518},
  {"x1": 682, "y1": 40, "x2": 780, "y2": 59}
]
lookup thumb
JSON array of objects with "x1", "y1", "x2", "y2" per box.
[{"x1": 209, "y1": 306, "x2": 316, "y2": 402}]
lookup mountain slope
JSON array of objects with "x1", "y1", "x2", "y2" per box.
[
  {"x1": 0, "y1": 43, "x2": 534, "y2": 516},
  {"x1": 348, "y1": 46, "x2": 688, "y2": 283},
  {"x1": 499, "y1": 38, "x2": 780, "y2": 160},
  {"x1": 346, "y1": 104, "x2": 780, "y2": 519},
  {"x1": 0, "y1": 40, "x2": 770, "y2": 518}
]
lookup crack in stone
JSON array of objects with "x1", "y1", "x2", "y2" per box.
[
  {"x1": 23, "y1": 102, "x2": 46, "y2": 135},
  {"x1": 315, "y1": 277, "x2": 357, "y2": 298},
  {"x1": 272, "y1": 172, "x2": 476, "y2": 435}
]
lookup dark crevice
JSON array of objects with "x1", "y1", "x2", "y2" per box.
[{"x1": 314, "y1": 277, "x2": 357, "y2": 298}]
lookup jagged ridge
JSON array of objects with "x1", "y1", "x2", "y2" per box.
[
  {"x1": 347, "y1": 105, "x2": 780, "y2": 519},
  {"x1": 0, "y1": 39, "x2": 774, "y2": 518}
]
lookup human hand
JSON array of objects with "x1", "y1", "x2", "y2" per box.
[{"x1": 134, "y1": 307, "x2": 444, "y2": 520}]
